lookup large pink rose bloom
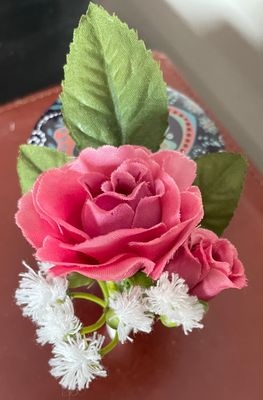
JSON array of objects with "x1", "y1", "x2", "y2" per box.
[
  {"x1": 166, "y1": 228, "x2": 247, "y2": 300},
  {"x1": 16, "y1": 145, "x2": 203, "y2": 281}
]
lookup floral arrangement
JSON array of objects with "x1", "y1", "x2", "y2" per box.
[{"x1": 15, "y1": 3, "x2": 247, "y2": 392}]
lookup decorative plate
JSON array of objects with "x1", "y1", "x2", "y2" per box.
[{"x1": 28, "y1": 87, "x2": 224, "y2": 159}]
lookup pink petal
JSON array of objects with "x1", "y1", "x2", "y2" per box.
[
  {"x1": 36, "y1": 169, "x2": 85, "y2": 226},
  {"x1": 35, "y1": 169, "x2": 88, "y2": 241},
  {"x1": 37, "y1": 225, "x2": 167, "y2": 266},
  {"x1": 212, "y1": 239, "x2": 236, "y2": 265},
  {"x1": 167, "y1": 252, "x2": 202, "y2": 289},
  {"x1": 49, "y1": 254, "x2": 155, "y2": 281},
  {"x1": 31, "y1": 175, "x2": 58, "y2": 231},
  {"x1": 158, "y1": 172, "x2": 181, "y2": 228},
  {"x1": 18, "y1": 177, "x2": 84, "y2": 246},
  {"x1": 95, "y1": 181, "x2": 151, "y2": 211},
  {"x1": 180, "y1": 187, "x2": 203, "y2": 222},
  {"x1": 82, "y1": 201, "x2": 134, "y2": 237},
  {"x1": 36, "y1": 236, "x2": 91, "y2": 264},
  {"x1": 101, "y1": 180, "x2": 113, "y2": 192},
  {"x1": 190, "y1": 268, "x2": 237, "y2": 300},
  {"x1": 110, "y1": 169, "x2": 136, "y2": 194},
  {"x1": 70, "y1": 223, "x2": 167, "y2": 263},
  {"x1": 16, "y1": 192, "x2": 58, "y2": 248},
  {"x1": 70, "y1": 145, "x2": 151, "y2": 176},
  {"x1": 148, "y1": 194, "x2": 203, "y2": 279},
  {"x1": 119, "y1": 160, "x2": 155, "y2": 188},
  {"x1": 192, "y1": 241, "x2": 211, "y2": 280},
  {"x1": 79, "y1": 172, "x2": 107, "y2": 197},
  {"x1": 151, "y1": 150, "x2": 196, "y2": 191},
  {"x1": 132, "y1": 196, "x2": 161, "y2": 229},
  {"x1": 130, "y1": 219, "x2": 193, "y2": 262},
  {"x1": 230, "y1": 259, "x2": 247, "y2": 287},
  {"x1": 190, "y1": 228, "x2": 218, "y2": 245}
]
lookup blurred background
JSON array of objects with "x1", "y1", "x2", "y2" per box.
[{"x1": 0, "y1": 0, "x2": 262, "y2": 172}]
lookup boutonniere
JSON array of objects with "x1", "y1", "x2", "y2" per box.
[{"x1": 15, "y1": 3, "x2": 247, "y2": 391}]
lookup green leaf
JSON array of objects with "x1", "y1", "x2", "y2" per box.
[
  {"x1": 67, "y1": 272, "x2": 94, "y2": 289},
  {"x1": 127, "y1": 271, "x2": 154, "y2": 288},
  {"x1": 17, "y1": 145, "x2": 72, "y2": 194},
  {"x1": 61, "y1": 3, "x2": 168, "y2": 151},
  {"x1": 194, "y1": 152, "x2": 247, "y2": 236},
  {"x1": 199, "y1": 300, "x2": 209, "y2": 313}
]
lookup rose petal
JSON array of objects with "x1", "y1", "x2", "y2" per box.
[
  {"x1": 134, "y1": 187, "x2": 203, "y2": 262},
  {"x1": 18, "y1": 177, "x2": 85, "y2": 245},
  {"x1": 190, "y1": 268, "x2": 237, "y2": 300},
  {"x1": 70, "y1": 145, "x2": 151, "y2": 176},
  {"x1": 192, "y1": 241, "x2": 211, "y2": 280},
  {"x1": 158, "y1": 172, "x2": 181, "y2": 228},
  {"x1": 147, "y1": 192, "x2": 204, "y2": 279},
  {"x1": 36, "y1": 169, "x2": 86, "y2": 226},
  {"x1": 16, "y1": 192, "x2": 58, "y2": 248},
  {"x1": 151, "y1": 150, "x2": 196, "y2": 191},
  {"x1": 101, "y1": 180, "x2": 113, "y2": 192},
  {"x1": 79, "y1": 172, "x2": 107, "y2": 197},
  {"x1": 37, "y1": 225, "x2": 167, "y2": 266},
  {"x1": 231, "y1": 259, "x2": 247, "y2": 287},
  {"x1": 132, "y1": 196, "x2": 161, "y2": 229},
  {"x1": 69, "y1": 223, "x2": 167, "y2": 262},
  {"x1": 166, "y1": 244, "x2": 202, "y2": 289},
  {"x1": 180, "y1": 187, "x2": 203, "y2": 222},
  {"x1": 35, "y1": 169, "x2": 88, "y2": 241},
  {"x1": 36, "y1": 236, "x2": 93, "y2": 264},
  {"x1": 82, "y1": 201, "x2": 134, "y2": 237},
  {"x1": 190, "y1": 228, "x2": 218, "y2": 246},
  {"x1": 49, "y1": 254, "x2": 155, "y2": 281},
  {"x1": 131, "y1": 219, "x2": 193, "y2": 262},
  {"x1": 119, "y1": 160, "x2": 155, "y2": 188},
  {"x1": 212, "y1": 239, "x2": 236, "y2": 265},
  {"x1": 110, "y1": 169, "x2": 136, "y2": 194},
  {"x1": 95, "y1": 181, "x2": 151, "y2": 211},
  {"x1": 31, "y1": 175, "x2": 58, "y2": 231}
]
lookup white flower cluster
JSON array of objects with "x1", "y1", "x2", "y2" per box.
[
  {"x1": 15, "y1": 262, "x2": 205, "y2": 391},
  {"x1": 108, "y1": 286, "x2": 153, "y2": 343},
  {"x1": 145, "y1": 272, "x2": 205, "y2": 335},
  {"x1": 49, "y1": 333, "x2": 106, "y2": 391},
  {"x1": 108, "y1": 272, "x2": 205, "y2": 342},
  {"x1": 15, "y1": 262, "x2": 106, "y2": 391}
]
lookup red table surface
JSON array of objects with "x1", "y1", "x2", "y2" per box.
[{"x1": 0, "y1": 53, "x2": 263, "y2": 400}]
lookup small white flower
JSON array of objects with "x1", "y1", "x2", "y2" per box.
[
  {"x1": 109, "y1": 286, "x2": 153, "y2": 343},
  {"x1": 37, "y1": 261, "x2": 54, "y2": 274},
  {"x1": 174, "y1": 296, "x2": 205, "y2": 335},
  {"x1": 145, "y1": 272, "x2": 189, "y2": 316},
  {"x1": 49, "y1": 333, "x2": 106, "y2": 391},
  {"x1": 36, "y1": 297, "x2": 82, "y2": 345},
  {"x1": 15, "y1": 262, "x2": 68, "y2": 324},
  {"x1": 145, "y1": 272, "x2": 205, "y2": 335}
]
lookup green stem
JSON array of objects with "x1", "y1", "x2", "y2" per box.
[
  {"x1": 80, "y1": 312, "x2": 106, "y2": 335},
  {"x1": 106, "y1": 280, "x2": 118, "y2": 294},
  {"x1": 97, "y1": 281, "x2": 109, "y2": 301},
  {"x1": 70, "y1": 291, "x2": 106, "y2": 308},
  {"x1": 100, "y1": 332, "x2": 119, "y2": 357}
]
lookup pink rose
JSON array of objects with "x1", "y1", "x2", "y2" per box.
[
  {"x1": 166, "y1": 228, "x2": 247, "y2": 300},
  {"x1": 16, "y1": 145, "x2": 203, "y2": 281}
]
